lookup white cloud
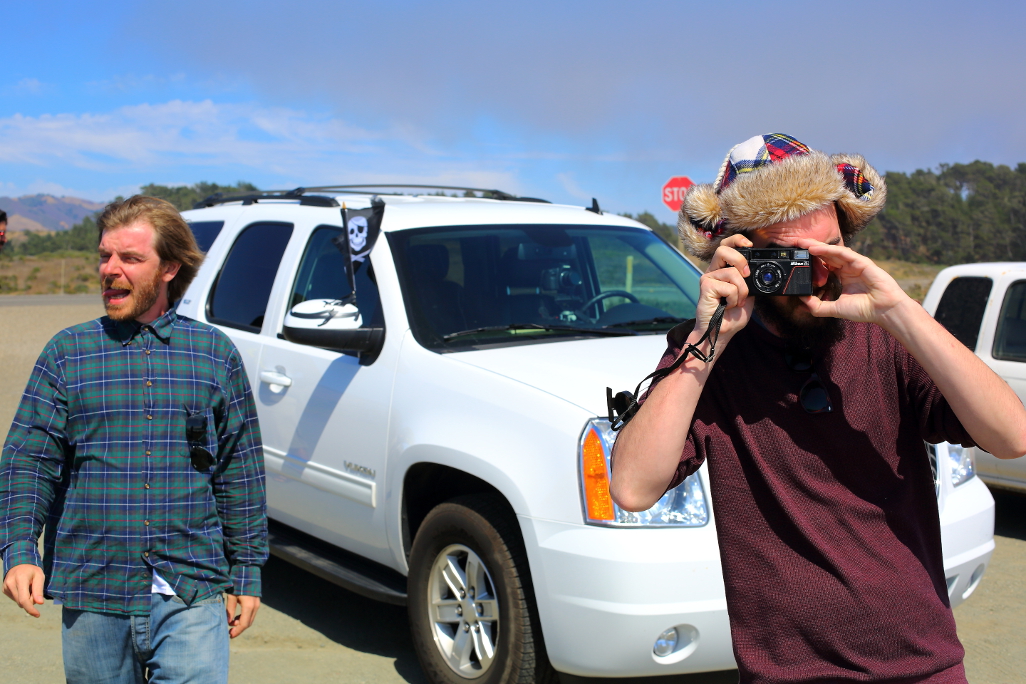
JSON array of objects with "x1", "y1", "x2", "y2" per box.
[
  {"x1": 0, "y1": 100, "x2": 533, "y2": 196},
  {"x1": 556, "y1": 172, "x2": 591, "y2": 200},
  {"x1": 6, "y1": 78, "x2": 48, "y2": 95}
]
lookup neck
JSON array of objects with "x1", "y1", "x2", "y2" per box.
[{"x1": 134, "y1": 294, "x2": 172, "y2": 325}]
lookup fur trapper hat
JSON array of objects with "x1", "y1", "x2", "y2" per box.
[{"x1": 678, "y1": 133, "x2": 886, "y2": 261}]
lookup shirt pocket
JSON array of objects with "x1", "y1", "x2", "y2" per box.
[{"x1": 185, "y1": 407, "x2": 220, "y2": 475}]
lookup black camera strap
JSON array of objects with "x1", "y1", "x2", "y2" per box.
[{"x1": 606, "y1": 298, "x2": 727, "y2": 432}]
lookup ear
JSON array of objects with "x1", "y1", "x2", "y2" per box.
[{"x1": 161, "y1": 261, "x2": 182, "y2": 283}]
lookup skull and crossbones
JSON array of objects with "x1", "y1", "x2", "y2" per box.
[{"x1": 348, "y1": 216, "x2": 368, "y2": 252}]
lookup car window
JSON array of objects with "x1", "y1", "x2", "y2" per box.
[
  {"x1": 208, "y1": 222, "x2": 293, "y2": 332},
  {"x1": 589, "y1": 235, "x2": 697, "y2": 319},
  {"x1": 388, "y1": 224, "x2": 700, "y2": 350},
  {"x1": 993, "y1": 280, "x2": 1026, "y2": 362},
  {"x1": 187, "y1": 220, "x2": 224, "y2": 253},
  {"x1": 289, "y1": 225, "x2": 383, "y2": 327},
  {"x1": 935, "y1": 276, "x2": 992, "y2": 350}
]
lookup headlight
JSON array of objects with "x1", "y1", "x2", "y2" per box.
[
  {"x1": 947, "y1": 443, "x2": 975, "y2": 487},
  {"x1": 579, "y1": 418, "x2": 709, "y2": 527}
]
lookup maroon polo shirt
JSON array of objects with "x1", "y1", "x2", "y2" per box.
[{"x1": 651, "y1": 319, "x2": 972, "y2": 683}]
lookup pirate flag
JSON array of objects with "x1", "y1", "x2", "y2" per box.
[{"x1": 332, "y1": 196, "x2": 385, "y2": 296}]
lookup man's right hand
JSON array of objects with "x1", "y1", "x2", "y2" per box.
[
  {"x1": 2, "y1": 564, "x2": 46, "y2": 617},
  {"x1": 693, "y1": 233, "x2": 755, "y2": 342}
]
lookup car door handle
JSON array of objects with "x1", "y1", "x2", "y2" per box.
[{"x1": 259, "y1": 370, "x2": 293, "y2": 387}]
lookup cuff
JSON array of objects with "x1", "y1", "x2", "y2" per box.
[
  {"x1": 228, "y1": 564, "x2": 262, "y2": 597},
  {"x1": 2, "y1": 541, "x2": 42, "y2": 577}
]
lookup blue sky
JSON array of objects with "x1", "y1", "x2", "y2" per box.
[{"x1": 3, "y1": 0, "x2": 1025, "y2": 221}]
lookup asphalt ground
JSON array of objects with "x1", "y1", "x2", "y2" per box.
[{"x1": 1, "y1": 295, "x2": 1023, "y2": 684}]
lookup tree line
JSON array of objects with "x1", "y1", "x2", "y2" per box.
[
  {"x1": 850, "y1": 161, "x2": 1026, "y2": 263},
  {"x1": 5, "y1": 165, "x2": 1026, "y2": 265}
]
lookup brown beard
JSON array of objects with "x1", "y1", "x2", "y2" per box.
[
  {"x1": 103, "y1": 269, "x2": 162, "y2": 322},
  {"x1": 754, "y1": 272, "x2": 845, "y2": 350}
]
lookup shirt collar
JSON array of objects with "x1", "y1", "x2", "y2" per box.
[{"x1": 108, "y1": 307, "x2": 179, "y2": 346}]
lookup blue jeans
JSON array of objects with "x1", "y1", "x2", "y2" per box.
[{"x1": 62, "y1": 593, "x2": 229, "y2": 684}]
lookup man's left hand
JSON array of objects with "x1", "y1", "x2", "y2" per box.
[
  {"x1": 225, "y1": 593, "x2": 260, "y2": 638},
  {"x1": 795, "y1": 239, "x2": 909, "y2": 324}
]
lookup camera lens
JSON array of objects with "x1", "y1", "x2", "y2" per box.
[{"x1": 752, "y1": 262, "x2": 784, "y2": 294}]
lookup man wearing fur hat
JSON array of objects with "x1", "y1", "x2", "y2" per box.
[{"x1": 610, "y1": 134, "x2": 1026, "y2": 683}]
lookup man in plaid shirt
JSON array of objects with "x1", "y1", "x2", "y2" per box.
[{"x1": 0, "y1": 196, "x2": 268, "y2": 684}]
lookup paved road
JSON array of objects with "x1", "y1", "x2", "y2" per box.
[{"x1": 1, "y1": 295, "x2": 1023, "y2": 684}]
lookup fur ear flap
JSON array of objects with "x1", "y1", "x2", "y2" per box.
[
  {"x1": 831, "y1": 153, "x2": 886, "y2": 239},
  {"x1": 677, "y1": 184, "x2": 723, "y2": 262}
]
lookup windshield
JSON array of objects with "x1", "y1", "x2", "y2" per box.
[{"x1": 389, "y1": 224, "x2": 701, "y2": 350}]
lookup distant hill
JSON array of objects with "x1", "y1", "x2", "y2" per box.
[{"x1": 0, "y1": 194, "x2": 106, "y2": 232}]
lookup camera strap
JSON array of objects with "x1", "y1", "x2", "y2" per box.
[{"x1": 606, "y1": 298, "x2": 727, "y2": 432}]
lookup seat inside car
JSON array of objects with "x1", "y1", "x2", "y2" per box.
[{"x1": 406, "y1": 244, "x2": 467, "y2": 336}]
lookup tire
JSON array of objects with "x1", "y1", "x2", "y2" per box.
[{"x1": 408, "y1": 494, "x2": 557, "y2": 684}]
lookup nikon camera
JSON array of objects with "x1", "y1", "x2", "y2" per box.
[{"x1": 737, "y1": 247, "x2": 813, "y2": 296}]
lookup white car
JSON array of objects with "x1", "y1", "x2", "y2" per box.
[
  {"x1": 176, "y1": 187, "x2": 995, "y2": 683},
  {"x1": 923, "y1": 263, "x2": 1026, "y2": 495}
]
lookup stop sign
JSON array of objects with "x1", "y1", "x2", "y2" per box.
[{"x1": 662, "y1": 176, "x2": 694, "y2": 213}]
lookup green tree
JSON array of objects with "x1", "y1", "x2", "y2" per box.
[{"x1": 139, "y1": 181, "x2": 259, "y2": 211}]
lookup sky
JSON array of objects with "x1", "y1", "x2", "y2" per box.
[{"x1": 3, "y1": 0, "x2": 1026, "y2": 221}]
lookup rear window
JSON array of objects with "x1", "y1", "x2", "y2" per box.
[
  {"x1": 207, "y1": 222, "x2": 293, "y2": 332},
  {"x1": 993, "y1": 280, "x2": 1026, "y2": 362},
  {"x1": 187, "y1": 220, "x2": 224, "y2": 253},
  {"x1": 934, "y1": 276, "x2": 992, "y2": 350}
]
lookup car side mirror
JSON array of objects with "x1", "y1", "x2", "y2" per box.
[{"x1": 282, "y1": 299, "x2": 385, "y2": 359}]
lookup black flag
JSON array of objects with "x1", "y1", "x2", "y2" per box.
[{"x1": 333, "y1": 196, "x2": 385, "y2": 297}]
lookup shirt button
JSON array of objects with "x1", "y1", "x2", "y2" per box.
[
  {"x1": 145, "y1": 450, "x2": 151, "y2": 456},
  {"x1": 144, "y1": 520, "x2": 150, "y2": 526},
  {"x1": 146, "y1": 415, "x2": 153, "y2": 420},
  {"x1": 146, "y1": 381, "x2": 152, "y2": 387},
  {"x1": 144, "y1": 552, "x2": 149, "y2": 558},
  {"x1": 144, "y1": 483, "x2": 150, "y2": 489},
  {"x1": 145, "y1": 350, "x2": 151, "y2": 355}
]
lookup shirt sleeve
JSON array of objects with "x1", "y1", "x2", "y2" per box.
[
  {"x1": 635, "y1": 320, "x2": 707, "y2": 493},
  {"x1": 895, "y1": 339, "x2": 976, "y2": 448},
  {"x1": 211, "y1": 347, "x2": 268, "y2": 596},
  {"x1": 0, "y1": 340, "x2": 68, "y2": 575}
]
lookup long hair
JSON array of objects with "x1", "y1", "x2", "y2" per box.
[{"x1": 96, "y1": 196, "x2": 204, "y2": 304}]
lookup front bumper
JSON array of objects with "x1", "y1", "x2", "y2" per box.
[
  {"x1": 518, "y1": 516, "x2": 735, "y2": 677},
  {"x1": 938, "y1": 473, "x2": 995, "y2": 607}
]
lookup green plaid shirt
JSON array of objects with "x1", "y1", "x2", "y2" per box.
[{"x1": 0, "y1": 309, "x2": 267, "y2": 615}]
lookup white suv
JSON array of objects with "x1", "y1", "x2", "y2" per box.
[{"x1": 177, "y1": 187, "x2": 995, "y2": 683}]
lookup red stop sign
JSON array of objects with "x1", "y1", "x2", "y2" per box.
[{"x1": 662, "y1": 176, "x2": 694, "y2": 213}]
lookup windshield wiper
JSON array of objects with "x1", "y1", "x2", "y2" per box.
[
  {"x1": 443, "y1": 323, "x2": 638, "y2": 341},
  {"x1": 603, "y1": 316, "x2": 685, "y2": 329}
]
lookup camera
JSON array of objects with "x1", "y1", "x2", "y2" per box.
[
  {"x1": 540, "y1": 265, "x2": 582, "y2": 291},
  {"x1": 737, "y1": 248, "x2": 813, "y2": 296}
]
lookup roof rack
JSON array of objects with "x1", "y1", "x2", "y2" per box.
[
  {"x1": 193, "y1": 184, "x2": 550, "y2": 209},
  {"x1": 193, "y1": 187, "x2": 340, "y2": 209}
]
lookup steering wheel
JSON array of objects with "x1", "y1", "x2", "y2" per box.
[{"x1": 578, "y1": 290, "x2": 640, "y2": 313}]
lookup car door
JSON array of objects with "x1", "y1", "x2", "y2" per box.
[
  {"x1": 255, "y1": 223, "x2": 396, "y2": 563},
  {"x1": 985, "y1": 278, "x2": 1026, "y2": 484}
]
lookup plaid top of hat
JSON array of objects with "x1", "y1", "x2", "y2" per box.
[{"x1": 718, "y1": 134, "x2": 812, "y2": 192}]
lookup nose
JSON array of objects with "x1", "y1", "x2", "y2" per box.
[{"x1": 100, "y1": 254, "x2": 122, "y2": 279}]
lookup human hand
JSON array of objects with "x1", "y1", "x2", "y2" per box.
[
  {"x1": 795, "y1": 239, "x2": 911, "y2": 324},
  {"x1": 2, "y1": 564, "x2": 46, "y2": 617},
  {"x1": 225, "y1": 593, "x2": 260, "y2": 638},
  {"x1": 695, "y1": 234, "x2": 755, "y2": 339}
]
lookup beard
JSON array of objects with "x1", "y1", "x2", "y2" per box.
[
  {"x1": 754, "y1": 272, "x2": 845, "y2": 350},
  {"x1": 103, "y1": 270, "x2": 162, "y2": 322}
]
